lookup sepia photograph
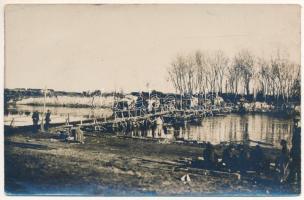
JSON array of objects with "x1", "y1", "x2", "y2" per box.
[{"x1": 3, "y1": 3, "x2": 302, "y2": 196}]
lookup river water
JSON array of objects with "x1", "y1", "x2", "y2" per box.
[
  {"x1": 5, "y1": 105, "x2": 294, "y2": 148},
  {"x1": 4, "y1": 104, "x2": 113, "y2": 126},
  {"x1": 119, "y1": 114, "x2": 294, "y2": 149},
  {"x1": 183, "y1": 114, "x2": 293, "y2": 148}
]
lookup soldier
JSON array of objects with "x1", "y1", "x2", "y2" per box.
[
  {"x1": 32, "y1": 111, "x2": 40, "y2": 132},
  {"x1": 222, "y1": 144, "x2": 234, "y2": 171},
  {"x1": 203, "y1": 142, "x2": 218, "y2": 169},
  {"x1": 155, "y1": 116, "x2": 163, "y2": 136},
  {"x1": 72, "y1": 126, "x2": 84, "y2": 143},
  {"x1": 277, "y1": 139, "x2": 289, "y2": 182},
  {"x1": 288, "y1": 117, "x2": 301, "y2": 183},
  {"x1": 237, "y1": 144, "x2": 251, "y2": 175},
  {"x1": 45, "y1": 110, "x2": 51, "y2": 130},
  {"x1": 76, "y1": 126, "x2": 84, "y2": 143},
  {"x1": 251, "y1": 145, "x2": 265, "y2": 174}
]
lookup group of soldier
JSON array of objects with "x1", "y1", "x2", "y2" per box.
[
  {"x1": 32, "y1": 110, "x2": 86, "y2": 143},
  {"x1": 203, "y1": 142, "x2": 268, "y2": 173},
  {"x1": 114, "y1": 116, "x2": 164, "y2": 136},
  {"x1": 31, "y1": 110, "x2": 51, "y2": 132},
  {"x1": 202, "y1": 117, "x2": 301, "y2": 184}
]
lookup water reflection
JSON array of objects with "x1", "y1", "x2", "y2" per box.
[{"x1": 118, "y1": 114, "x2": 293, "y2": 149}]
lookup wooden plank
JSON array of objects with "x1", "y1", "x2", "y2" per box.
[{"x1": 175, "y1": 167, "x2": 241, "y2": 180}]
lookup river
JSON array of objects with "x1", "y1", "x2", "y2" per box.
[
  {"x1": 4, "y1": 104, "x2": 113, "y2": 126},
  {"x1": 119, "y1": 114, "x2": 294, "y2": 149},
  {"x1": 5, "y1": 105, "x2": 294, "y2": 148}
]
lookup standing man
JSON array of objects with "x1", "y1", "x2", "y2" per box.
[
  {"x1": 32, "y1": 111, "x2": 40, "y2": 132},
  {"x1": 155, "y1": 116, "x2": 163, "y2": 136},
  {"x1": 203, "y1": 142, "x2": 218, "y2": 169},
  {"x1": 251, "y1": 145, "x2": 265, "y2": 174},
  {"x1": 277, "y1": 139, "x2": 289, "y2": 183},
  {"x1": 288, "y1": 116, "x2": 301, "y2": 184},
  {"x1": 45, "y1": 110, "x2": 51, "y2": 130},
  {"x1": 222, "y1": 144, "x2": 234, "y2": 171},
  {"x1": 75, "y1": 126, "x2": 84, "y2": 143}
]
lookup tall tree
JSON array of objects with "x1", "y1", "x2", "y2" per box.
[
  {"x1": 233, "y1": 50, "x2": 255, "y2": 95},
  {"x1": 212, "y1": 50, "x2": 229, "y2": 94},
  {"x1": 168, "y1": 54, "x2": 197, "y2": 95}
]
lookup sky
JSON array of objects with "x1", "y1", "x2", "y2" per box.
[{"x1": 5, "y1": 4, "x2": 301, "y2": 93}]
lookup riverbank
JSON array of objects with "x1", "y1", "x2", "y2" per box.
[{"x1": 5, "y1": 130, "x2": 300, "y2": 196}]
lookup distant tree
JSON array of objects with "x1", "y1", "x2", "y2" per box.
[
  {"x1": 168, "y1": 54, "x2": 197, "y2": 95},
  {"x1": 205, "y1": 54, "x2": 217, "y2": 95},
  {"x1": 268, "y1": 52, "x2": 299, "y2": 102},
  {"x1": 291, "y1": 67, "x2": 301, "y2": 99},
  {"x1": 194, "y1": 50, "x2": 208, "y2": 95},
  {"x1": 167, "y1": 49, "x2": 300, "y2": 105},
  {"x1": 257, "y1": 58, "x2": 271, "y2": 100},
  {"x1": 211, "y1": 50, "x2": 229, "y2": 94},
  {"x1": 233, "y1": 50, "x2": 255, "y2": 95},
  {"x1": 227, "y1": 62, "x2": 241, "y2": 95}
]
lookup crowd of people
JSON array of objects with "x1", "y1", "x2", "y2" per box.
[
  {"x1": 203, "y1": 142, "x2": 267, "y2": 174},
  {"x1": 202, "y1": 117, "x2": 301, "y2": 184},
  {"x1": 114, "y1": 116, "x2": 164, "y2": 136},
  {"x1": 31, "y1": 110, "x2": 85, "y2": 143},
  {"x1": 31, "y1": 110, "x2": 52, "y2": 132}
]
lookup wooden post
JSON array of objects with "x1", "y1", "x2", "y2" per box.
[
  {"x1": 40, "y1": 86, "x2": 46, "y2": 132},
  {"x1": 10, "y1": 118, "x2": 15, "y2": 127},
  {"x1": 181, "y1": 93, "x2": 183, "y2": 111}
]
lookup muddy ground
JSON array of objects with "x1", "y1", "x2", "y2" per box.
[{"x1": 4, "y1": 129, "x2": 300, "y2": 196}]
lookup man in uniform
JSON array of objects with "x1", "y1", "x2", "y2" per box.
[
  {"x1": 288, "y1": 116, "x2": 301, "y2": 184},
  {"x1": 32, "y1": 111, "x2": 40, "y2": 132},
  {"x1": 203, "y1": 142, "x2": 218, "y2": 169},
  {"x1": 45, "y1": 110, "x2": 51, "y2": 130},
  {"x1": 75, "y1": 126, "x2": 84, "y2": 143}
]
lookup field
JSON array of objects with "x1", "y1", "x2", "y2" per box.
[{"x1": 5, "y1": 130, "x2": 300, "y2": 196}]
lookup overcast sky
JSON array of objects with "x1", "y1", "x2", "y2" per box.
[{"x1": 5, "y1": 4, "x2": 300, "y2": 93}]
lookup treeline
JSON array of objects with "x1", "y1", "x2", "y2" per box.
[
  {"x1": 4, "y1": 88, "x2": 124, "y2": 104},
  {"x1": 168, "y1": 50, "x2": 300, "y2": 104}
]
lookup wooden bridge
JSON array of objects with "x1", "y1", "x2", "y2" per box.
[
  {"x1": 5, "y1": 103, "x2": 229, "y2": 134},
  {"x1": 79, "y1": 107, "x2": 217, "y2": 133}
]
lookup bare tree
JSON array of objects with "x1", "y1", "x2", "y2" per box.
[
  {"x1": 269, "y1": 53, "x2": 294, "y2": 101},
  {"x1": 194, "y1": 50, "x2": 208, "y2": 95},
  {"x1": 257, "y1": 58, "x2": 271, "y2": 100},
  {"x1": 233, "y1": 50, "x2": 255, "y2": 95},
  {"x1": 185, "y1": 55, "x2": 197, "y2": 95},
  {"x1": 168, "y1": 55, "x2": 185, "y2": 94},
  {"x1": 168, "y1": 54, "x2": 197, "y2": 95},
  {"x1": 291, "y1": 65, "x2": 301, "y2": 98},
  {"x1": 168, "y1": 49, "x2": 300, "y2": 105},
  {"x1": 227, "y1": 63, "x2": 241, "y2": 95},
  {"x1": 212, "y1": 50, "x2": 229, "y2": 94},
  {"x1": 205, "y1": 54, "x2": 217, "y2": 95}
]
